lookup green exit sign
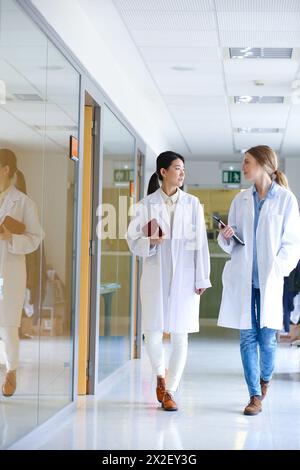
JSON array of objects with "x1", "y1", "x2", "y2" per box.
[{"x1": 222, "y1": 170, "x2": 241, "y2": 184}]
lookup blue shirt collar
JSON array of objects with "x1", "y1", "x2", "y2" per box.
[{"x1": 252, "y1": 180, "x2": 277, "y2": 199}]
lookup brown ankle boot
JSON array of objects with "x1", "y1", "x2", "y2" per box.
[
  {"x1": 2, "y1": 370, "x2": 17, "y2": 397},
  {"x1": 156, "y1": 376, "x2": 166, "y2": 403},
  {"x1": 244, "y1": 395, "x2": 262, "y2": 416},
  {"x1": 260, "y1": 378, "x2": 270, "y2": 400},
  {"x1": 162, "y1": 391, "x2": 178, "y2": 411}
]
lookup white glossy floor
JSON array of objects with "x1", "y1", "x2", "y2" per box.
[{"x1": 13, "y1": 325, "x2": 300, "y2": 450}]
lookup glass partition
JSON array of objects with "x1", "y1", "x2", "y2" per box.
[
  {"x1": 98, "y1": 106, "x2": 135, "y2": 381},
  {"x1": 0, "y1": 0, "x2": 79, "y2": 447}
]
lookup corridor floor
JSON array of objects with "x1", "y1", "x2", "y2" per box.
[{"x1": 14, "y1": 325, "x2": 300, "y2": 450}]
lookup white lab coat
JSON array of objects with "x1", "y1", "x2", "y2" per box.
[
  {"x1": 126, "y1": 188, "x2": 211, "y2": 333},
  {"x1": 218, "y1": 183, "x2": 300, "y2": 330},
  {"x1": 0, "y1": 186, "x2": 43, "y2": 327}
]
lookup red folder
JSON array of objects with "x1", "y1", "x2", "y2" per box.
[
  {"x1": 142, "y1": 218, "x2": 163, "y2": 238},
  {"x1": 0, "y1": 216, "x2": 26, "y2": 234}
]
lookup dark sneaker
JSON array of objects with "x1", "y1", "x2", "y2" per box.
[
  {"x1": 244, "y1": 395, "x2": 262, "y2": 416},
  {"x1": 156, "y1": 376, "x2": 166, "y2": 403}
]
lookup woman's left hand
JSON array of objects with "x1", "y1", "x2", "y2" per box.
[
  {"x1": 0, "y1": 225, "x2": 12, "y2": 241},
  {"x1": 195, "y1": 288, "x2": 206, "y2": 296}
]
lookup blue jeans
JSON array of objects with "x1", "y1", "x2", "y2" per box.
[{"x1": 240, "y1": 287, "x2": 277, "y2": 397}]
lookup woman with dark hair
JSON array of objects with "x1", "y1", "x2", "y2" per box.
[
  {"x1": 0, "y1": 149, "x2": 42, "y2": 397},
  {"x1": 218, "y1": 145, "x2": 300, "y2": 415},
  {"x1": 127, "y1": 151, "x2": 211, "y2": 411}
]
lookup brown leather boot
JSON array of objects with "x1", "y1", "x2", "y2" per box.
[
  {"x1": 260, "y1": 378, "x2": 270, "y2": 400},
  {"x1": 2, "y1": 370, "x2": 17, "y2": 397},
  {"x1": 156, "y1": 376, "x2": 166, "y2": 403},
  {"x1": 162, "y1": 391, "x2": 178, "y2": 411},
  {"x1": 244, "y1": 395, "x2": 262, "y2": 416}
]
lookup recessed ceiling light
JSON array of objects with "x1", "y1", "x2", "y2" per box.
[
  {"x1": 237, "y1": 96, "x2": 253, "y2": 103},
  {"x1": 171, "y1": 66, "x2": 196, "y2": 72},
  {"x1": 230, "y1": 47, "x2": 293, "y2": 59},
  {"x1": 234, "y1": 96, "x2": 284, "y2": 104},
  {"x1": 13, "y1": 93, "x2": 43, "y2": 102},
  {"x1": 236, "y1": 128, "x2": 280, "y2": 134},
  {"x1": 39, "y1": 65, "x2": 64, "y2": 71}
]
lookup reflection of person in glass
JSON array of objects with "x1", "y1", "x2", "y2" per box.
[
  {"x1": 0, "y1": 149, "x2": 42, "y2": 397},
  {"x1": 127, "y1": 151, "x2": 211, "y2": 411}
]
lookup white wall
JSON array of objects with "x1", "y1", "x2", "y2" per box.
[
  {"x1": 185, "y1": 160, "x2": 248, "y2": 189},
  {"x1": 285, "y1": 158, "x2": 300, "y2": 205}
]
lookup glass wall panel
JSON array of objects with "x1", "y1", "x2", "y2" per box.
[
  {"x1": 0, "y1": 0, "x2": 79, "y2": 447},
  {"x1": 99, "y1": 106, "x2": 135, "y2": 381}
]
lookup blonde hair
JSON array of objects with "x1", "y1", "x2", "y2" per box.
[{"x1": 245, "y1": 145, "x2": 289, "y2": 189}]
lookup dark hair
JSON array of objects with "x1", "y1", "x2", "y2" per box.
[
  {"x1": 0, "y1": 148, "x2": 27, "y2": 194},
  {"x1": 147, "y1": 151, "x2": 185, "y2": 195},
  {"x1": 245, "y1": 145, "x2": 289, "y2": 189}
]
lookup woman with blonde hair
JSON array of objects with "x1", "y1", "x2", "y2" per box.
[{"x1": 218, "y1": 145, "x2": 300, "y2": 415}]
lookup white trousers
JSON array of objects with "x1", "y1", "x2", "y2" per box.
[
  {"x1": 0, "y1": 326, "x2": 19, "y2": 371},
  {"x1": 144, "y1": 330, "x2": 188, "y2": 392}
]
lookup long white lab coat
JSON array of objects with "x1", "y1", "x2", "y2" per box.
[
  {"x1": 0, "y1": 186, "x2": 43, "y2": 327},
  {"x1": 127, "y1": 188, "x2": 211, "y2": 333},
  {"x1": 218, "y1": 183, "x2": 300, "y2": 330}
]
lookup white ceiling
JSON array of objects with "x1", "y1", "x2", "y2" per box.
[
  {"x1": 83, "y1": 0, "x2": 300, "y2": 161},
  {"x1": 2, "y1": 0, "x2": 300, "y2": 162}
]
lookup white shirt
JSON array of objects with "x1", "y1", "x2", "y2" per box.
[
  {"x1": 160, "y1": 188, "x2": 179, "y2": 235},
  {"x1": 159, "y1": 188, "x2": 179, "y2": 303}
]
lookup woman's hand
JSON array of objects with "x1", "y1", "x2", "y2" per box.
[
  {"x1": 195, "y1": 288, "x2": 206, "y2": 296},
  {"x1": 150, "y1": 229, "x2": 165, "y2": 246},
  {"x1": 0, "y1": 225, "x2": 12, "y2": 242},
  {"x1": 150, "y1": 236, "x2": 164, "y2": 246},
  {"x1": 219, "y1": 224, "x2": 234, "y2": 241}
]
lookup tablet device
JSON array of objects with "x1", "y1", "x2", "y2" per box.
[{"x1": 212, "y1": 216, "x2": 245, "y2": 246}]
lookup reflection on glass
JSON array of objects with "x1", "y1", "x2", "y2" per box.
[
  {"x1": 0, "y1": 0, "x2": 79, "y2": 448},
  {"x1": 99, "y1": 106, "x2": 135, "y2": 381}
]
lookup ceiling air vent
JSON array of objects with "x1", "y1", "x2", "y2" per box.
[
  {"x1": 234, "y1": 96, "x2": 284, "y2": 104},
  {"x1": 236, "y1": 128, "x2": 280, "y2": 134},
  {"x1": 230, "y1": 48, "x2": 293, "y2": 59},
  {"x1": 13, "y1": 93, "x2": 43, "y2": 101}
]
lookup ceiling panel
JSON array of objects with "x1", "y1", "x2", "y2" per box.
[
  {"x1": 219, "y1": 30, "x2": 300, "y2": 47},
  {"x1": 130, "y1": 30, "x2": 219, "y2": 47},
  {"x1": 120, "y1": 11, "x2": 216, "y2": 30},
  {"x1": 114, "y1": 0, "x2": 214, "y2": 11},
  {"x1": 147, "y1": 60, "x2": 223, "y2": 75},
  {"x1": 226, "y1": 81, "x2": 292, "y2": 97},
  {"x1": 217, "y1": 12, "x2": 300, "y2": 31},
  {"x1": 164, "y1": 95, "x2": 227, "y2": 106},
  {"x1": 231, "y1": 104, "x2": 290, "y2": 127},
  {"x1": 215, "y1": 0, "x2": 300, "y2": 11},
  {"x1": 150, "y1": 73, "x2": 225, "y2": 95},
  {"x1": 224, "y1": 59, "x2": 298, "y2": 79},
  {"x1": 234, "y1": 133, "x2": 283, "y2": 150},
  {"x1": 139, "y1": 46, "x2": 221, "y2": 61}
]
